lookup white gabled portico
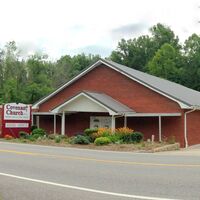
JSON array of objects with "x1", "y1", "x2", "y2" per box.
[{"x1": 50, "y1": 91, "x2": 135, "y2": 135}]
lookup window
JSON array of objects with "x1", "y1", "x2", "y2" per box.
[{"x1": 90, "y1": 116, "x2": 111, "y2": 129}]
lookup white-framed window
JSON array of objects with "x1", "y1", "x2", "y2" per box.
[{"x1": 90, "y1": 116, "x2": 111, "y2": 129}]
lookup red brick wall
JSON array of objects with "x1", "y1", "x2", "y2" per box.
[
  {"x1": 187, "y1": 110, "x2": 200, "y2": 146},
  {"x1": 39, "y1": 112, "x2": 109, "y2": 136},
  {"x1": 39, "y1": 115, "x2": 61, "y2": 134},
  {"x1": 0, "y1": 107, "x2": 2, "y2": 137},
  {"x1": 39, "y1": 65, "x2": 181, "y2": 113},
  {"x1": 36, "y1": 64, "x2": 200, "y2": 147},
  {"x1": 162, "y1": 115, "x2": 184, "y2": 145}
]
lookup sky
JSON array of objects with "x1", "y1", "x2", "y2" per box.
[{"x1": 0, "y1": 0, "x2": 199, "y2": 60}]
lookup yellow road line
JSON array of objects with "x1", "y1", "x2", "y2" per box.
[{"x1": 0, "y1": 149, "x2": 200, "y2": 168}]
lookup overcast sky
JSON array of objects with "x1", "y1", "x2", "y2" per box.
[{"x1": 0, "y1": 0, "x2": 199, "y2": 59}]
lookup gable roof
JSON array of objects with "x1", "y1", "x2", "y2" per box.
[
  {"x1": 33, "y1": 59, "x2": 200, "y2": 109},
  {"x1": 51, "y1": 91, "x2": 135, "y2": 115}
]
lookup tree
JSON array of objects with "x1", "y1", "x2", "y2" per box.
[
  {"x1": 150, "y1": 23, "x2": 181, "y2": 50},
  {"x1": 110, "y1": 23, "x2": 180, "y2": 71},
  {"x1": 25, "y1": 54, "x2": 53, "y2": 103},
  {"x1": 110, "y1": 36, "x2": 154, "y2": 71},
  {"x1": 147, "y1": 43, "x2": 180, "y2": 82},
  {"x1": 68, "y1": 53, "x2": 100, "y2": 78},
  {"x1": 182, "y1": 34, "x2": 200, "y2": 90},
  {"x1": 53, "y1": 55, "x2": 73, "y2": 87}
]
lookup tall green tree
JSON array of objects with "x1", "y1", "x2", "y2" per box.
[
  {"x1": 110, "y1": 23, "x2": 181, "y2": 71},
  {"x1": 182, "y1": 34, "x2": 200, "y2": 90},
  {"x1": 150, "y1": 23, "x2": 181, "y2": 50},
  {"x1": 25, "y1": 54, "x2": 53, "y2": 103},
  {"x1": 147, "y1": 43, "x2": 181, "y2": 82},
  {"x1": 68, "y1": 54, "x2": 100, "y2": 78},
  {"x1": 110, "y1": 36, "x2": 154, "y2": 71}
]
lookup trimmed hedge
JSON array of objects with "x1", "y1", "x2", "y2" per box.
[
  {"x1": 118, "y1": 131, "x2": 143, "y2": 143},
  {"x1": 84, "y1": 128, "x2": 98, "y2": 136},
  {"x1": 71, "y1": 135, "x2": 90, "y2": 145},
  {"x1": 19, "y1": 131, "x2": 29, "y2": 139},
  {"x1": 94, "y1": 137, "x2": 111, "y2": 146},
  {"x1": 32, "y1": 128, "x2": 46, "y2": 136}
]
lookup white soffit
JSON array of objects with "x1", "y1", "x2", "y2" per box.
[{"x1": 51, "y1": 93, "x2": 116, "y2": 115}]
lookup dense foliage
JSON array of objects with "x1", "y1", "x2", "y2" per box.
[
  {"x1": 1, "y1": 23, "x2": 200, "y2": 104},
  {"x1": 110, "y1": 23, "x2": 200, "y2": 89},
  {"x1": 0, "y1": 43, "x2": 100, "y2": 104}
]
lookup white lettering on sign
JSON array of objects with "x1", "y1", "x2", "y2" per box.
[
  {"x1": 4, "y1": 103, "x2": 31, "y2": 120},
  {"x1": 5, "y1": 123, "x2": 29, "y2": 128}
]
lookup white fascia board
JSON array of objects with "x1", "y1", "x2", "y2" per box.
[
  {"x1": 125, "y1": 113, "x2": 182, "y2": 117},
  {"x1": 51, "y1": 92, "x2": 117, "y2": 115},
  {"x1": 32, "y1": 112, "x2": 55, "y2": 115}
]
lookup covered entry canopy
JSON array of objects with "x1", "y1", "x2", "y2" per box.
[
  {"x1": 33, "y1": 91, "x2": 182, "y2": 141},
  {"x1": 51, "y1": 91, "x2": 135, "y2": 115}
]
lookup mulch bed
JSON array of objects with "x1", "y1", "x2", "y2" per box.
[{"x1": 0, "y1": 139, "x2": 174, "y2": 152}]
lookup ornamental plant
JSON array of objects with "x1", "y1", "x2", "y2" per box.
[
  {"x1": 94, "y1": 137, "x2": 111, "y2": 146},
  {"x1": 32, "y1": 128, "x2": 46, "y2": 136},
  {"x1": 71, "y1": 135, "x2": 90, "y2": 145},
  {"x1": 4, "y1": 134, "x2": 13, "y2": 140},
  {"x1": 84, "y1": 128, "x2": 98, "y2": 136},
  {"x1": 91, "y1": 128, "x2": 112, "y2": 140},
  {"x1": 19, "y1": 131, "x2": 29, "y2": 139},
  {"x1": 115, "y1": 127, "x2": 134, "y2": 137}
]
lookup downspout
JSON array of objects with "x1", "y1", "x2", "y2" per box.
[{"x1": 184, "y1": 107, "x2": 196, "y2": 148}]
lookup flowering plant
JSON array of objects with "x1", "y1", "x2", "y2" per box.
[{"x1": 4, "y1": 134, "x2": 13, "y2": 140}]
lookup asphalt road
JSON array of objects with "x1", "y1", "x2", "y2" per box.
[{"x1": 0, "y1": 142, "x2": 200, "y2": 200}]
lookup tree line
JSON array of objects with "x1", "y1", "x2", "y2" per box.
[{"x1": 0, "y1": 23, "x2": 200, "y2": 104}]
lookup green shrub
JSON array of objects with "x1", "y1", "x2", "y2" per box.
[
  {"x1": 94, "y1": 137, "x2": 111, "y2": 146},
  {"x1": 29, "y1": 137, "x2": 36, "y2": 142},
  {"x1": 71, "y1": 135, "x2": 90, "y2": 145},
  {"x1": 48, "y1": 134, "x2": 57, "y2": 140},
  {"x1": 31, "y1": 125, "x2": 37, "y2": 132},
  {"x1": 120, "y1": 134, "x2": 130, "y2": 143},
  {"x1": 55, "y1": 136, "x2": 61, "y2": 143},
  {"x1": 32, "y1": 134, "x2": 41, "y2": 140},
  {"x1": 19, "y1": 131, "x2": 29, "y2": 139},
  {"x1": 120, "y1": 132, "x2": 143, "y2": 143},
  {"x1": 132, "y1": 132, "x2": 143, "y2": 143},
  {"x1": 108, "y1": 134, "x2": 121, "y2": 143},
  {"x1": 32, "y1": 128, "x2": 46, "y2": 136},
  {"x1": 84, "y1": 128, "x2": 98, "y2": 136}
]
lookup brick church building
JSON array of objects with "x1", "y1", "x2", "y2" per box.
[{"x1": 32, "y1": 59, "x2": 200, "y2": 147}]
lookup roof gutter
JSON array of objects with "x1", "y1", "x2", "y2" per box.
[{"x1": 184, "y1": 106, "x2": 200, "y2": 148}]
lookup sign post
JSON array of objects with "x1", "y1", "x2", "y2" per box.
[{"x1": 2, "y1": 103, "x2": 31, "y2": 138}]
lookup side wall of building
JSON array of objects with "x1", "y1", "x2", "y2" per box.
[
  {"x1": 187, "y1": 110, "x2": 200, "y2": 146},
  {"x1": 39, "y1": 65, "x2": 182, "y2": 113},
  {"x1": 0, "y1": 106, "x2": 2, "y2": 137},
  {"x1": 36, "y1": 64, "x2": 190, "y2": 146}
]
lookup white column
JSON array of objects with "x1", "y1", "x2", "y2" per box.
[
  {"x1": 31, "y1": 113, "x2": 34, "y2": 125},
  {"x1": 111, "y1": 115, "x2": 115, "y2": 132},
  {"x1": 36, "y1": 116, "x2": 40, "y2": 128},
  {"x1": 54, "y1": 114, "x2": 56, "y2": 134},
  {"x1": 159, "y1": 116, "x2": 162, "y2": 142},
  {"x1": 61, "y1": 111, "x2": 65, "y2": 136},
  {"x1": 124, "y1": 116, "x2": 127, "y2": 127}
]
